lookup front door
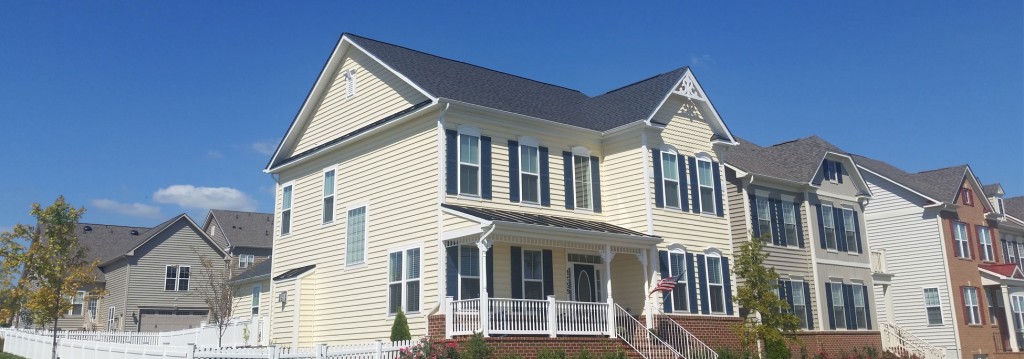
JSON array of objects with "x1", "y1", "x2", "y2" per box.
[{"x1": 573, "y1": 264, "x2": 597, "y2": 302}]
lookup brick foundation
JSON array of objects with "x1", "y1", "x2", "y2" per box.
[
  {"x1": 428, "y1": 315, "x2": 445, "y2": 338},
  {"x1": 789, "y1": 331, "x2": 882, "y2": 357},
  {"x1": 481, "y1": 337, "x2": 639, "y2": 359},
  {"x1": 644, "y1": 314, "x2": 746, "y2": 351}
]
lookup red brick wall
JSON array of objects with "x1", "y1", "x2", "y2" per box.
[
  {"x1": 481, "y1": 337, "x2": 639, "y2": 359},
  {"x1": 789, "y1": 331, "x2": 882, "y2": 358},
  {"x1": 644, "y1": 314, "x2": 746, "y2": 351},
  {"x1": 428, "y1": 315, "x2": 445, "y2": 338}
]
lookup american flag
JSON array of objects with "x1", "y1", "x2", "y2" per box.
[{"x1": 649, "y1": 273, "x2": 684, "y2": 295}]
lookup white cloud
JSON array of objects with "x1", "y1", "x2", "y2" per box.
[
  {"x1": 206, "y1": 150, "x2": 224, "y2": 159},
  {"x1": 153, "y1": 185, "x2": 257, "y2": 211},
  {"x1": 89, "y1": 199, "x2": 163, "y2": 218},
  {"x1": 251, "y1": 141, "x2": 277, "y2": 156}
]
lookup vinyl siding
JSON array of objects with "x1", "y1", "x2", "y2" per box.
[
  {"x1": 291, "y1": 47, "x2": 430, "y2": 155},
  {"x1": 55, "y1": 283, "x2": 104, "y2": 331},
  {"x1": 271, "y1": 280, "x2": 297, "y2": 346},
  {"x1": 442, "y1": 211, "x2": 481, "y2": 232},
  {"x1": 601, "y1": 132, "x2": 648, "y2": 233},
  {"x1": 298, "y1": 273, "x2": 316, "y2": 347},
  {"x1": 102, "y1": 259, "x2": 128, "y2": 331},
  {"x1": 862, "y1": 171, "x2": 956, "y2": 351},
  {"x1": 232, "y1": 279, "x2": 271, "y2": 320},
  {"x1": 273, "y1": 115, "x2": 439, "y2": 344}
]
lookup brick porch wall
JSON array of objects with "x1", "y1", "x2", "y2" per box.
[
  {"x1": 789, "y1": 331, "x2": 882, "y2": 357},
  {"x1": 644, "y1": 314, "x2": 746, "y2": 351}
]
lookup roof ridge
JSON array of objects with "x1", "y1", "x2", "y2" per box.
[
  {"x1": 913, "y1": 164, "x2": 968, "y2": 174},
  {"x1": 212, "y1": 209, "x2": 273, "y2": 215},
  {"x1": 345, "y1": 33, "x2": 586, "y2": 95},
  {"x1": 592, "y1": 67, "x2": 688, "y2": 97},
  {"x1": 78, "y1": 223, "x2": 150, "y2": 229}
]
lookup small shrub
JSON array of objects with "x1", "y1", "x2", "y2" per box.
[
  {"x1": 765, "y1": 338, "x2": 791, "y2": 359},
  {"x1": 391, "y1": 308, "x2": 412, "y2": 342},
  {"x1": 717, "y1": 347, "x2": 749, "y2": 359},
  {"x1": 399, "y1": 337, "x2": 459, "y2": 359},
  {"x1": 537, "y1": 348, "x2": 567, "y2": 359},
  {"x1": 863, "y1": 347, "x2": 878, "y2": 359},
  {"x1": 572, "y1": 349, "x2": 594, "y2": 359},
  {"x1": 800, "y1": 346, "x2": 809, "y2": 359},
  {"x1": 500, "y1": 354, "x2": 524, "y2": 359},
  {"x1": 460, "y1": 333, "x2": 493, "y2": 359},
  {"x1": 599, "y1": 350, "x2": 627, "y2": 359}
]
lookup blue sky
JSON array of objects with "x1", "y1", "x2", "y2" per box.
[{"x1": 0, "y1": 1, "x2": 1020, "y2": 229}]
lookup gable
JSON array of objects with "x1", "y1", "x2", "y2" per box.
[
  {"x1": 955, "y1": 171, "x2": 995, "y2": 213},
  {"x1": 134, "y1": 219, "x2": 223, "y2": 261},
  {"x1": 649, "y1": 95, "x2": 720, "y2": 160},
  {"x1": 648, "y1": 70, "x2": 735, "y2": 144},
  {"x1": 813, "y1": 153, "x2": 871, "y2": 198}
]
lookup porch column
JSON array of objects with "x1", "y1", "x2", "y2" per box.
[
  {"x1": 636, "y1": 249, "x2": 652, "y2": 329},
  {"x1": 478, "y1": 239, "x2": 492, "y2": 337},
  {"x1": 646, "y1": 246, "x2": 659, "y2": 329},
  {"x1": 602, "y1": 246, "x2": 616, "y2": 338},
  {"x1": 1002, "y1": 285, "x2": 1019, "y2": 352}
]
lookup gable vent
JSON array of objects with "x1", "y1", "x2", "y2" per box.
[{"x1": 130, "y1": 230, "x2": 139, "y2": 235}]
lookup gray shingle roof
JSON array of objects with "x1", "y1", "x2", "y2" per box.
[
  {"x1": 273, "y1": 264, "x2": 315, "y2": 281},
  {"x1": 852, "y1": 154, "x2": 969, "y2": 204},
  {"x1": 346, "y1": 33, "x2": 689, "y2": 132},
  {"x1": 1005, "y1": 197, "x2": 1024, "y2": 220},
  {"x1": 983, "y1": 183, "x2": 1003, "y2": 197},
  {"x1": 208, "y1": 210, "x2": 274, "y2": 249},
  {"x1": 726, "y1": 135, "x2": 843, "y2": 184},
  {"x1": 74, "y1": 215, "x2": 183, "y2": 280},
  {"x1": 231, "y1": 257, "x2": 272, "y2": 284}
]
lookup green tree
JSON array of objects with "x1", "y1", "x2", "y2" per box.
[
  {"x1": 0, "y1": 196, "x2": 97, "y2": 359},
  {"x1": 390, "y1": 308, "x2": 411, "y2": 341},
  {"x1": 731, "y1": 233, "x2": 801, "y2": 358}
]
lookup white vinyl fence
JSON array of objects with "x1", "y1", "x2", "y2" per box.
[
  {"x1": 0, "y1": 328, "x2": 414, "y2": 359},
  {"x1": 12, "y1": 317, "x2": 269, "y2": 349}
]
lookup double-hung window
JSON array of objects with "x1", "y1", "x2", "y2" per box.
[
  {"x1": 963, "y1": 287, "x2": 981, "y2": 325},
  {"x1": 1012, "y1": 296, "x2": 1024, "y2": 336},
  {"x1": 843, "y1": 209, "x2": 858, "y2": 252},
  {"x1": 696, "y1": 158, "x2": 715, "y2": 214},
  {"x1": 962, "y1": 188, "x2": 973, "y2": 206},
  {"x1": 322, "y1": 168, "x2": 336, "y2": 224},
  {"x1": 668, "y1": 251, "x2": 688, "y2": 310},
  {"x1": 165, "y1": 265, "x2": 190, "y2": 291},
  {"x1": 987, "y1": 287, "x2": 1002, "y2": 324},
  {"x1": 782, "y1": 202, "x2": 798, "y2": 245},
  {"x1": 107, "y1": 306, "x2": 116, "y2": 330},
  {"x1": 345, "y1": 206, "x2": 367, "y2": 266},
  {"x1": 706, "y1": 255, "x2": 725, "y2": 313},
  {"x1": 824, "y1": 160, "x2": 839, "y2": 182},
  {"x1": 387, "y1": 248, "x2": 421, "y2": 314},
  {"x1": 791, "y1": 281, "x2": 808, "y2": 328},
  {"x1": 831, "y1": 281, "x2": 847, "y2": 328},
  {"x1": 239, "y1": 254, "x2": 255, "y2": 268},
  {"x1": 281, "y1": 184, "x2": 293, "y2": 236},
  {"x1": 520, "y1": 145, "x2": 541, "y2": 203},
  {"x1": 978, "y1": 226, "x2": 993, "y2": 261},
  {"x1": 69, "y1": 291, "x2": 85, "y2": 316},
  {"x1": 458, "y1": 134, "x2": 481, "y2": 196},
  {"x1": 459, "y1": 245, "x2": 480, "y2": 299},
  {"x1": 88, "y1": 298, "x2": 98, "y2": 320},
  {"x1": 573, "y1": 154, "x2": 592, "y2": 210},
  {"x1": 523, "y1": 250, "x2": 543, "y2": 299},
  {"x1": 1017, "y1": 243, "x2": 1024, "y2": 268},
  {"x1": 661, "y1": 152, "x2": 682, "y2": 208},
  {"x1": 923, "y1": 288, "x2": 943, "y2": 325},
  {"x1": 852, "y1": 285, "x2": 867, "y2": 329},
  {"x1": 998, "y1": 198, "x2": 1006, "y2": 214},
  {"x1": 822, "y1": 205, "x2": 837, "y2": 250},
  {"x1": 251, "y1": 285, "x2": 261, "y2": 315},
  {"x1": 756, "y1": 197, "x2": 772, "y2": 241},
  {"x1": 953, "y1": 222, "x2": 970, "y2": 258}
]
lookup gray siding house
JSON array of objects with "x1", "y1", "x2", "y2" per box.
[{"x1": 201, "y1": 210, "x2": 273, "y2": 277}]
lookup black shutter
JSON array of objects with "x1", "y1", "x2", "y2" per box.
[
  {"x1": 723, "y1": 257, "x2": 734, "y2": 315},
  {"x1": 804, "y1": 282, "x2": 814, "y2": 329},
  {"x1": 486, "y1": 248, "x2": 494, "y2": 297},
  {"x1": 508, "y1": 140, "x2": 520, "y2": 203},
  {"x1": 843, "y1": 284, "x2": 855, "y2": 330},
  {"x1": 835, "y1": 207, "x2": 847, "y2": 252},
  {"x1": 481, "y1": 136, "x2": 492, "y2": 199},
  {"x1": 862, "y1": 284, "x2": 872, "y2": 330},
  {"x1": 778, "y1": 280, "x2": 788, "y2": 305},
  {"x1": 653, "y1": 149, "x2": 664, "y2": 208},
  {"x1": 784, "y1": 281, "x2": 794, "y2": 314},
  {"x1": 446, "y1": 246, "x2": 458, "y2": 298},
  {"x1": 795, "y1": 202, "x2": 806, "y2": 248},
  {"x1": 713, "y1": 161, "x2": 724, "y2": 217},
  {"x1": 540, "y1": 147, "x2": 551, "y2": 207},
  {"x1": 679, "y1": 156, "x2": 690, "y2": 212},
  {"x1": 697, "y1": 254, "x2": 709, "y2": 314},
  {"x1": 659, "y1": 250, "x2": 672, "y2": 313},
  {"x1": 688, "y1": 157, "x2": 700, "y2": 213},
  {"x1": 770, "y1": 198, "x2": 782, "y2": 246},
  {"x1": 825, "y1": 282, "x2": 836, "y2": 329},
  {"x1": 749, "y1": 193, "x2": 761, "y2": 238},
  {"x1": 591, "y1": 156, "x2": 601, "y2": 213},
  {"x1": 562, "y1": 152, "x2": 574, "y2": 210},
  {"x1": 836, "y1": 162, "x2": 844, "y2": 184},
  {"x1": 542, "y1": 250, "x2": 554, "y2": 297},
  {"x1": 853, "y1": 211, "x2": 863, "y2": 254},
  {"x1": 445, "y1": 130, "x2": 457, "y2": 195},
  {"x1": 686, "y1": 253, "x2": 698, "y2": 313},
  {"x1": 816, "y1": 204, "x2": 827, "y2": 249},
  {"x1": 511, "y1": 246, "x2": 523, "y2": 299}
]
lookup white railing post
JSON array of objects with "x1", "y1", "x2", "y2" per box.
[
  {"x1": 478, "y1": 241, "x2": 491, "y2": 337},
  {"x1": 606, "y1": 296, "x2": 616, "y2": 338},
  {"x1": 268, "y1": 345, "x2": 279, "y2": 359},
  {"x1": 186, "y1": 344, "x2": 195, "y2": 359},
  {"x1": 445, "y1": 296, "x2": 454, "y2": 339},
  {"x1": 546, "y1": 296, "x2": 557, "y2": 338},
  {"x1": 374, "y1": 339, "x2": 384, "y2": 359},
  {"x1": 315, "y1": 343, "x2": 327, "y2": 359}
]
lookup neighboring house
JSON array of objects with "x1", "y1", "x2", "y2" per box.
[
  {"x1": 230, "y1": 257, "x2": 272, "y2": 321},
  {"x1": 724, "y1": 136, "x2": 880, "y2": 344},
  {"x1": 854, "y1": 156, "x2": 1015, "y2": 359},
  {"x1": 262, "y1": 33, "x2": 741, "y2": 348},
  {"x1": 201, "y1": 209, "x2": 273, "y2": 276},
  {"x1": 989, "y1": 190, "x2": 1024, "y2": 349},
  {"x1": 56, "y1": 214, "x2": 228, "y2": 332}
]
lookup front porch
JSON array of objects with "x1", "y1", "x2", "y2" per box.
[{"x1": 446, "y1": 296, "x2": 615, "y2": 337}]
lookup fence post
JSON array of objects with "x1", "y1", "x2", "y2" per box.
[
  {"x1": 186, "y1": 343, "x2": 195, "y2": 359},
  {"x1": 444, "y1": 296, "x2": 454, "y2": 339},
  {"x1": 315, "y1": 343, "x2": 326, "y2": 359},
  {"x1": 547, "y1": 295, "x2": 557, "y2": 338},
  {"x1": 374, "y1": 339, "x2": 383, "y2": 359},
  {"x1": 268, "y1": 345, "x2": 278, "y2": 359}
]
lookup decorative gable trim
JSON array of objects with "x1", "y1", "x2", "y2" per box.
[{"x1": 644, "y1": 69, "x2": 737, "y2": 146}]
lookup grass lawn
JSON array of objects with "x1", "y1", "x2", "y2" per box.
[{"x1": 0, "y1": 352, "x2": 25, "y2": 359}]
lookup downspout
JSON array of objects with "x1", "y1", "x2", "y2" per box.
[{"x1": 430, "y1": 102, "x2": 451, "y2": 317}]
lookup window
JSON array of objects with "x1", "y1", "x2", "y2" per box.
[
  {"x1": 962, "y1": 188, "x2": 973, "y2": 206},
  {"x1": 706, "y1": 255, "x2": 725, "y2": 313},
  {"x1": 987, "y1": 287, "x2": 1003, "y2": 324},
  {"x1": 978, "y1": 226, "x2": 993, "y2": 261},
  {"x1": 822, "y1": 205, "x2": 837, "y2": 250},
  {"x1": 696, "y1": 158, "x2": 715, "y2": 213},
  {"x1": 1012, "y1": 296, "x2": 1024, "y2": 338},
  {"x1": 923, "y1": 288, "x2": 943, "y2": 325},
  {"x1": 1017, "y1": 242, "x2": 1024, "y2": 268},
  {"x1": 281, "y1": 184, "x2": 293, "y2": 236},
  {"x1": 239, "y1": 254, "x2": 255, "y2": 268},
  {"x1": 345, "y1": 206, "x2": 367, "y2": 265},
  {"x1": 662, "y1": 152, "x2": 682, "y2": 208},
  {"x1": 822, "y1": 160, "x2": 838, "y2": 182},
  {"x1": 953, "y1": 222, "x2": 970, "y2": 258},
  {"x1": 843, "y1": 209, "x2": 858, "y2": 253},
  {"x1": 831, "y1": 281, "x2": 846, "y2": 329},
  {"x1": 344, "y1": 69, "x2": 356, "y2": 99},
  {"x1": 459, "y1": 245, "x2": 480, "y2": 300},
  {"x1": 573, "y1": 154, "x2": 592, "y2": 209},
  {"x1": 251, "y1": 285, "x2": 261, "y2": 315},
  {"x1": 88, "y1": 298, "x2": 98, "y2": 320},
  {"x1": 791, "y1": 281, "x2": 808, "y2": 329},
  {"x1": 852, "y1": 285, "x2": 867, "y2": 329},
  {"x1": 782, "y1": 202, "x2": 798, "y2": 245},
  {"x1": 520, "y1": 145, "x2": 541, "y2": 203},
  {"x1": 388, "y1": 248, "x2": 421, "y2": 314},
  {"x1": 458, "y1": 133, "x2": 481, "y2": 196},
  {"x1": 523, "y1": 250, "x2": 544, "y2": 299},
  {"x1": 756, "y1": 197, "x2": 772, "y2": 242},
  {"x1": 668, "y1": 251, "x2": 688, "y2": 310},
  {"x1": 322, "y1": 168, "x2": 336, "y2": 224},
  {"x1": 998, "y1": 198, "x2": 1006, "y2": 214},
  {"x1": 69, "y1": 291, "x2": 85, "y2": 316},
  {"x1": 107, "y1": 306, "x2": 116, "y2": 331},
  {"x1": 1006, "y1": 241, "x2": 1016, "y2": 265},
  {"x1": 164, "y1": 265, "x2": 190, "y2": 291},
  {"x1": 963, "y1": 287, "x2": 981, "y2": 325}
]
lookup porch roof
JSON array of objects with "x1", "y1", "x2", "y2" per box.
[
  {"x1": 441, "y1": 204, "x2": 657, "y2": 238},
  {"x1": 980, "y1": 263, "x2": 1024, "y2": 279}
]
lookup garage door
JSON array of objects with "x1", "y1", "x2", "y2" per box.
[{"x1": 138, "y1": 309, "x2": 208, "y2": 332}]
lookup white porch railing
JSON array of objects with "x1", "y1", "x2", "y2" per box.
[
  {"x1": 446, "y1": 297, "x2": 612, "y2": 338},
  {"x1": 652, "y1": 311, "x2": 718, "y2": 359},
  {"x1": 614, "y1": 305, "x2": 680, "y2": 359},
  {"x1": 880, "y1": 322, "x2": 946, "y2": 359}
]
